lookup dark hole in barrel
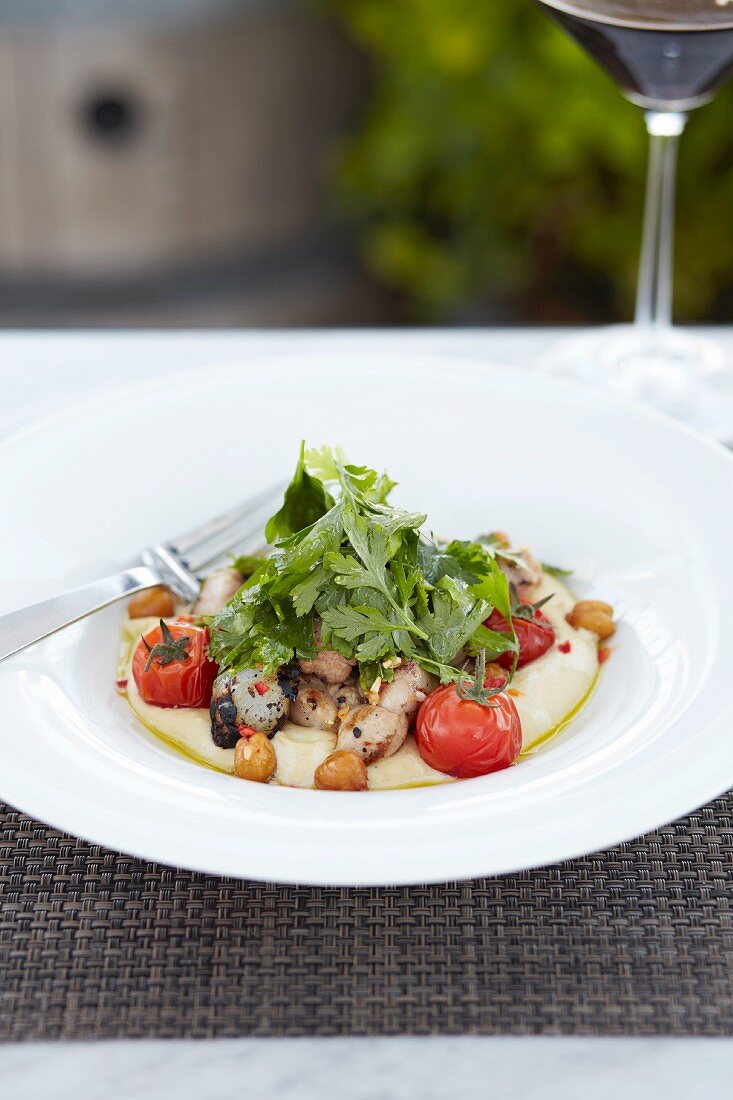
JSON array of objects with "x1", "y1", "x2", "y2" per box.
[{"x1": 81, "y1": 92, "x2": 141, "y2": 144}]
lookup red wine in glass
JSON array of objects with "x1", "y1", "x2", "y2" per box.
[
  {"x1": 540, "y1": 0, "x2": 733, "y2": 109},
  {"x1": 534, "y1": 1, "x2": 733, "y2": 433}
]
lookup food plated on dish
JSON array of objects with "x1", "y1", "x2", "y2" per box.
[
  {"x1": 118, "y1": 445, "x2": 615, "y2": 791},
  {"x1": 2, "y1": 351, "x2": 729, "y2": 884}
]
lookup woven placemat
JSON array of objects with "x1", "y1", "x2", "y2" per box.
[{"x1": 0, "y1": 795, "x2": 732, "y2": 1040}]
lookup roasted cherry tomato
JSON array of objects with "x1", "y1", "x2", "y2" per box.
[
  {"x1": 415, "y1": 683, "x2": 522, "y2": 779},
  {"x1": 485, "y1": 601, "x2": 555, "y2": 669},
  {"x1": 132, "y1": 618, "x2": 218, "y2": 709}
]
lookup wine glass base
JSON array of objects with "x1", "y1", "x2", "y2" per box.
[{"x1": 538, "y1": 325, "x2": 733, "y2": 443}]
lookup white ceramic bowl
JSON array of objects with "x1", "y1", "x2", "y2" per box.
[{"x1": 0, "y1": 351, "x2": 731, "y2": 885}]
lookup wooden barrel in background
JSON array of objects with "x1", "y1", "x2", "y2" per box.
[{"x1": 0, "y1": 0, "x2": 384, "y2": 324}]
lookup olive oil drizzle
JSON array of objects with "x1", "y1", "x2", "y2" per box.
[
  {"x1": 122, "y1": 630, "x2": 603, "y2": 782},
  {"x1": 518, "y1": 668, "x2": 600, "y2": 757}
]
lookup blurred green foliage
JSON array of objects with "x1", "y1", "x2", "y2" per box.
[{"x1": 322, "y1": 0, "x2": 733, "y2": 321}]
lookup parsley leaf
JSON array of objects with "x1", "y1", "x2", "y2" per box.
[
  {"x1": 208, "y1": 444, "x2": 526, "y2": 703},
  {"x1": 416, "y1": 577, "x2": 489, "y2": 665},
  {"x1": 321, "y1": 604, "x2": 404, "y2": 641},
  {"x1": 541, "y1": 561, "x2": 573, "y2": 578},
  {"x1": 265, "y1": 440, "x2": 334, "y2": 543}
]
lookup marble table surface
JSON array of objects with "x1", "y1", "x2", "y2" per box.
[
  {"x1": 2, "y1": 326, "x2": 732, "y2": 1096},
  {"x1": 1, "y1": 1037, "x2": 731, "y2": 1099}
]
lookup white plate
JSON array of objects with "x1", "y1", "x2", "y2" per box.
[{"x1": 0, "y1": 351, "x2": 732, "y2": 886}]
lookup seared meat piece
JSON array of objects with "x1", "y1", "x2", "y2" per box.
[
  {"x1": 336, "y1": 704, "x2": 409, "y2": 764},
  {"x1": 497, "y1": 548, "x2": 542, "y2": 594},
  {"x1": 299, "y1": 649, "x2": 356, "y2": 684},
  {"x1": 194, "y1": 567, "x2": 242, "y2": 616},
  {"x1": 299, "y1": 618, "x2": 356, "y2": 684},
  {"x1": 328, "y1": 681, "x2": 364, "y2": 710},
  {"x1": 290, "y1": 680, "x2": 339, "y2": 732},
  {"x1": 378, "y1": 660, "x2": 437, "y2": 721}
]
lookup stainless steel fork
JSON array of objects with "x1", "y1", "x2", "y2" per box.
[{"x1": 0, "y1": 482, "x2": 283, "y2": 664}]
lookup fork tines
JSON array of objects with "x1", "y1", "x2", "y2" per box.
[{"x1": 168, "y1": 481, "x2": 284, "y2": 574}]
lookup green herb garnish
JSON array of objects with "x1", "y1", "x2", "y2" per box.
[
  {"x1": 265, "y1": 440, "x2": 335, "y2": 543},
  {"x1": 541, "y1": 561, "x2": 573, "y2": 578},
  {"x1": 231, "y1": 553, "x2": 269, "y2": 577},
  {"x1": 208, "y1": 445, "x2": 518, "y2": 699},
  {"x1": 142, "y1": 619, "x2": 191, "y2": 672}
]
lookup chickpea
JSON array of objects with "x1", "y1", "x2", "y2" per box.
[
  {"x1": 566, "y1": 600, "x2": 615, "y2": 639},
  {"x1": 314, "y1": 750, "x2": 368, "y2": 792},
  {"x1": 233, "y1": 732, "x2": 277, "y2": 783},
  {"x1": 128, "y1": 586, "x2": 176, "y2": 619},
  {"x1": 485, "y1": 661, "x2": 509, "y2": 684}
]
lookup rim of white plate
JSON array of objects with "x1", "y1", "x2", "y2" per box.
[{"x1": 0, "y1": 350, "x2": 731, "y2": 885}]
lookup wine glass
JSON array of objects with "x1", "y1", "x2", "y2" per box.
[{"x1": 535, "y1": 0, "x2": 733, "y2": 438}]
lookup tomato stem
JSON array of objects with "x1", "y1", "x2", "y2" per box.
[{"x1": 142, "y1": 618, "x2": 191, "y2": 672}]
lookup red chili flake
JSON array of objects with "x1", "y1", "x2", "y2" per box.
[
  {"x1": 598, "y1": 647, "x2": 612, "y2": 664},
  {"x1": 254, "y1": 680, "x2": 269, "y2": 696},
  {"x1": 558, "y1": 641, "x2": 572, "y2": 654},
  {"x1": 237, "y1": 724, "x2": 257, "y2": 739},
  {"x1": 115, "y1": 678, "x2": 128, "y2": 691}
]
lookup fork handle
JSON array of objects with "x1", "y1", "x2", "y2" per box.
[{"x1": 0, "y1": 565, "x2": 163, "y2": 664}]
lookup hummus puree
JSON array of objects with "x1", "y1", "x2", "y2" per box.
[
  {"x1": 120, "y1": 573, "x2": 598, "y2": 788},
  {"x1": 512, "y1": 573, "x2": 598, "y2": 751}
]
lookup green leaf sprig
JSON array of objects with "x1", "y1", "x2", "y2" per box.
[
  {"x1": 540, "y1": 561, "x2": 573, "y2": 579},
  {"x1": 208, "y1": 445, "x2": 519, "y2": 699}
]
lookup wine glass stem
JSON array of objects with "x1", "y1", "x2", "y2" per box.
[{"x1": 634, "y1": 110, "x2": 687, "y2": 329}]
